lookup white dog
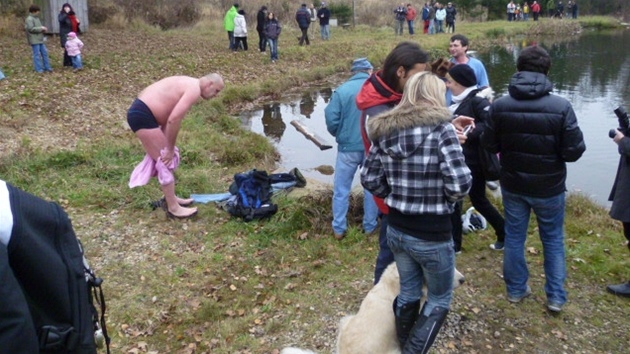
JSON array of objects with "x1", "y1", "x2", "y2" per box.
[{"x1": 282, "y1": 263, "x2": 465, "y2": 354}]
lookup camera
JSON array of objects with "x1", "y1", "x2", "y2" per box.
[{"x1": 609, "y1": 106, "x2": 629, "y2": 139}]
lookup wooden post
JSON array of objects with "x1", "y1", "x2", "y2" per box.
[{"x1": 290, "y1": 120, "x2": 333, "y2": 151}]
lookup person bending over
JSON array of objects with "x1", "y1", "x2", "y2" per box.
[{"x1": 128, "y1": 74, "x2": 224, "y2": 219}]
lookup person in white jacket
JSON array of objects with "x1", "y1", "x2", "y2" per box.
[
  {"x1": 233, "y1": 9, "x2": 248, "y2": 51},
  {"x1": 435, "y1": 3, "x2": 446, "y2": 33}
]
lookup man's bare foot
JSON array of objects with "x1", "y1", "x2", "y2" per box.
[
  {"x1": 176, "y1": 196, "x2": 194, "y2": 206},
  {"x1": 167, "y1": 205, "x2": 198, "y2": 219}
]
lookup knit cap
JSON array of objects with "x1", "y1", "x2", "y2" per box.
[
  {"x1": 68, "y1": 31, "x2": 77, "y2": 38},
  {"x1": 351, "y1": 58, "x2": 373, "y2": 72},
  {"x1": 448, "y1": 64, "x2": 477, "y2": 88}
]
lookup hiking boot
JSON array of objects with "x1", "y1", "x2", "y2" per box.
[
  {"x1": 334, "y1": 232, "x2": 346, "y2": 240},
  {"x1": 607, "y1": 281, "x2": 630, "y2": 298},
  {"x1": 507, "y1": 286, "x2": 532, "y2": 303},
  {"x1": 547, "y1": 301, "x2": 564, "y2": 312},
  {"x1": 490, "y1": 242, "x2": 504, "y2": 251}
]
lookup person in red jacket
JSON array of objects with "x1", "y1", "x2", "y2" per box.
[
  {"x1": 531, "y1": 0, "x2": 542, "y2": 21},
  {"x1": 356, "y1": 42, "x2": 430, "y2": 284},
  {"x1": 406, "y1": 3, "x2": 417, "y2": 35}
]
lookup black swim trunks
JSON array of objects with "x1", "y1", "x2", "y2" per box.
[{"x1": 127, "y1": 98, "x2": 159, "y2": 132}]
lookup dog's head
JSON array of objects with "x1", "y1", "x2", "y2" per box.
[{"x1": 430, "y1": 58, "x2": 455, "y2": 79}]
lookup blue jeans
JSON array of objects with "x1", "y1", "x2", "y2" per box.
[
  {"x1": 31, "y1": 44, "x2": 52, "y2": 73},
  {"x1": 267, "y1": 38, "x2": 279, "y2": 61},
  {"x1": 320, "y1": 24, "x2": 330, "y2": 40},
  {"x1": 502, "y1": 189, "x2": 567, "y2": 305},
  {"x1": 395, "y1": 20, "x2": 404, "y2": 35},
  {"x1": 407, "y1": 20, "x2": 415, "y2": 35},
  {"x1": 428, "y1": 19, "x2": 435, "y2": 34},
  {"x1": 71, "y1": 55, "x2": 83, "y2": 69},
  {"x1": 436, "y1": 20, "x2": 444, "y2": 33},
  {"x1": 387, "y1": 225, "x2": 455, "y2": 314},
  {"x1": 332, "y1": 151, "x2": 378, "y2": 234}
]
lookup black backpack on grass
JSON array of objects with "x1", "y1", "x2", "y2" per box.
[
  {"x1": 3, "y1": 182, "x2": 110, "y2": 354},
  {"x1": 227, "y1": 169, "x2": 278, "y2": 221}
]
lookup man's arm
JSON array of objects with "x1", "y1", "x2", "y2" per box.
[
  {"x1": 324, "y1": 91, "x2": 342, "y2": 137},
  {"x1": 560, "y1": 105, "x2": 586, "y2": 162},
  {"x1": 163, "y1": 86, "x2": 200, "y2": 152}
]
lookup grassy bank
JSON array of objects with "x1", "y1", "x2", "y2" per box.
[{"x1": 1, "y1": 16, "x2": 629, "y2": 353}]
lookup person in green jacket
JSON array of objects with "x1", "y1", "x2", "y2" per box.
[
  {"x1": 224, "y1": 3, "x2": 239, "y2": 50},
  {"x1": 546, "y1": 0, "x2": 556, "y2": 17},
  {"x1": 25, "y1": 4, "x2": 52, "y2": 73}
]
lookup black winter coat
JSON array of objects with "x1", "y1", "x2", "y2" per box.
[
  {"x1": 481, "y1": 71, "x2": 586, "y2": 198},
  {"x1": 256, "y1": 9, "x2": 267, "y2": 32},
  {"x1": 609, "y1": 137, "x2": 630, "y2": 222},
  {"x1": 58, "y1": 11, "x2": 73, "y2": 47},
  {"x1": 295, "y1": 7, "x2": 310, "y2": 29},
  {"x1": 453, "y1": 88, "x2": 491, "y2": 167}
]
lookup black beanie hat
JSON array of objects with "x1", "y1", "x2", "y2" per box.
[{"x1": 448, "y1": 64, "x2": 477, "y2": 88}]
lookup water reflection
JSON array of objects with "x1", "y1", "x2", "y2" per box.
[
  {"x1": 241, "y1": 30, "x2": 630, "y2": 205},
  {"x1": 261, "y1": 103, "x2": 285, "y2": 142}
]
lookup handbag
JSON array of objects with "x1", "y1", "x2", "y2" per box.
[{"x1": 478, "y1": 146, "x2": 500, "y2": 181}]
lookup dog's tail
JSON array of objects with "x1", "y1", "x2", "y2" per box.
[{"x1": 281, "y1": 348, "x2": 318, "y2": 354}]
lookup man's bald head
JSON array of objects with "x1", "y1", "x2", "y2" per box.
[{"x1": 200, "y1": 73, "x2": 224, "y2": 99}]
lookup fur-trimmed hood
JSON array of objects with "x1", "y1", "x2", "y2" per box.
[
  {"x1": 367, "y1": 104, "x2": 453, "y2": 159},
  {"x1": 368, "y1": 104, "x2": 453, "y2": 140}
]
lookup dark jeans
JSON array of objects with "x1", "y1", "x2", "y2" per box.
[
  {"x1": 234, "y1": 37, "x2": 248, "y2": 51},
  {"x1": 63, "y1": 49, "x2": 72, "y2": 67},
  {"x1": 451, "y1": 201, "x2": 463, "y2": 252},
  {"x1": 533, "y1": 12, "x2": 539, "y2": 21},
  {"x1": 374, "y1": 214, "x2": 395, "y2": 284},
  {"x1": 623, "y1": 222, "x2": 630, "y2": 251},
  {"x1": 298, "y1": 27, "x2": 310, "y2": 45},
  {"x1": 468, "y1": 165, "x2": 505, "y2": 243},
  {"x1": 257, "y1": 29, "x2": 267, "y2": 52},
  {"x1": 227, "y1": 31, "x2": 235, "y2": 49}
]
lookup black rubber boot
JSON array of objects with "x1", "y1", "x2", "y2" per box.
[
  {"x1": 393, "y1": 297, "x2": 421, "y2": 348},
  {"x1": 607, "y1": 281, "x2": 630, "y2": 298},
  {"x1": 403, "y1": 306, "x2": 449, "y2": 354}
]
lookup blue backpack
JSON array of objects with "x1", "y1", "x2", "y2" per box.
[{"x1": 227, "y1": 170, "x2": 278, "y2": 221}]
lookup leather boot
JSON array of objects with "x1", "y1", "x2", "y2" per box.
[
  {"x1": 607, "y1": 281, "x2": 630, "y2": 298},
  {"x1": 393, "y1": 297, "x2": 421, "y2": 348},
  {"x1": 403, "y1": 306, "x2": 449, "y2": 354}
]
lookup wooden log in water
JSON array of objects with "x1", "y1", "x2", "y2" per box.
[{"x1": 290, "y1": 120, "x2": 333, "y2": 151}]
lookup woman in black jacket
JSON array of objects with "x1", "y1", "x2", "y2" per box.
[
  {"x1": 256, "y1": 6, "x2": 268, "y2": 52},
  {"x1": 58, "y1": 3, "x2": 74, "y2": 67},
  {"x1": 446, "y1": 64, "x2": 506, "y2": 252}
]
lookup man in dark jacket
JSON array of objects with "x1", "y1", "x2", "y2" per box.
[
  {"x1": 317, "y1": 2, "x2": 331, "y2": 40},
  {"x1": 481, "y1": 45, "x2": 586, "y2": 313},
  {"x1": 295, "y1": 3, "x2": 311, "y2": 46},
  {"x1": 256, "y1": 6, "x2": 268, "y2": 52}
]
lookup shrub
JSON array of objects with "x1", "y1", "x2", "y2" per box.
[
  {"x1": 328, "y1": 3, "x2": 352, "y2": 24},
  {"x1": 113, "y1": 0, "x2": 201, "y2": 29}
]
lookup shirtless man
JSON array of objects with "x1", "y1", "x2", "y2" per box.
[{"x1": 128, "y1": 74, "x2": 224, "y2": 218}]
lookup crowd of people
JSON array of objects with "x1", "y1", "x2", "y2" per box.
[
  {"x1": 396, "y1": 2, "x2": 458, "y2": 35},
  {"x1": 507, "y1": 1, "x2": 578, "y2": 21},
  {"x1": 23, "y1": 3, "x2": 84, "y2": 74}
]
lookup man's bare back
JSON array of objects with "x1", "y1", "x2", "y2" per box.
[{"x1": 138, "y1": 76, "x2": 202, "y2": 126}]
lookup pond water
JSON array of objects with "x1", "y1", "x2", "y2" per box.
[{"x1": 239, "y1": 29, "x2": 630, "y2": 206}]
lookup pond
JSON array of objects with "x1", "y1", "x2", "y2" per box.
[{"x1": 239, "y1": 29, "x2": 630, "y2": 206}]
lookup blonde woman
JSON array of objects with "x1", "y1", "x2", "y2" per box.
[{"x1": 361, "y1": 71, "x2": 472, "y2": 353}]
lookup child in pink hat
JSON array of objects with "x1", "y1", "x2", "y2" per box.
[{"x1": 64, "y1": 31, "x2": 84, "y2": 71}]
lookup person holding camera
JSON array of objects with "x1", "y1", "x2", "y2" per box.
[{"x1": 606, "y1": 123, "x2": 630, "y2": 298}]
